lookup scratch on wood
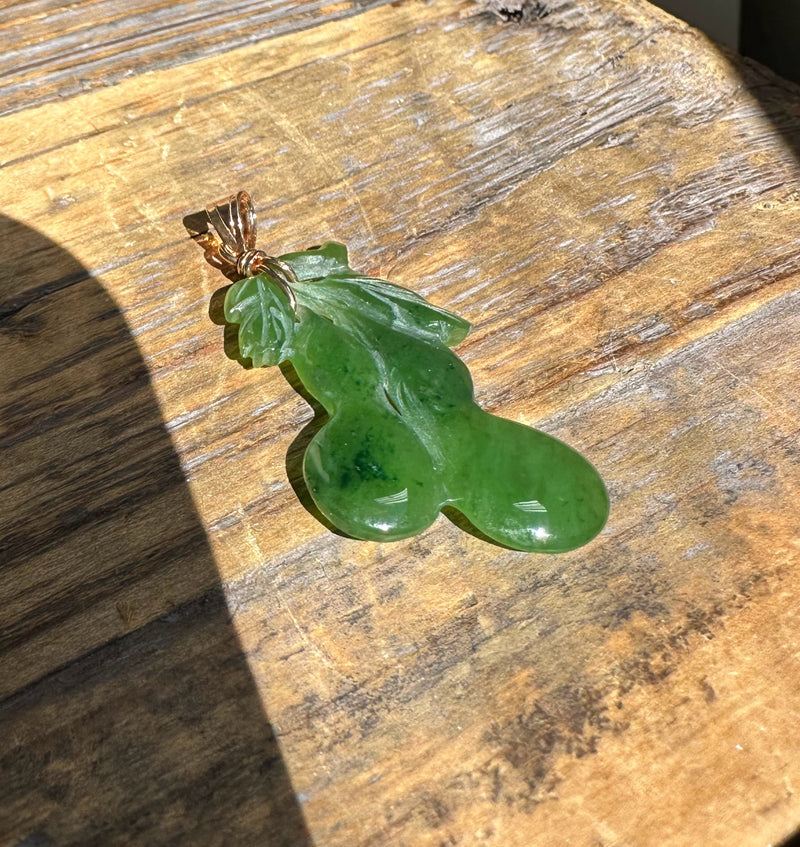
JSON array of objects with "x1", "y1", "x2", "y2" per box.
[
  {"x1": 278, "y1": 589, "x2": 351, "y2": 680},
  {"x1": 270, "y1": 109, "x2": 377, "y2": 246},
  {"x1": 707, "y1": 355, "x2": 796, "y2": 426}
]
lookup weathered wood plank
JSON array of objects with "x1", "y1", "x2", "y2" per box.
[
  {"x1": 1, "y1": 588, "x2": 312, "y2": 846},
  {"x1": 2, "y1": 0, "x2": 800, "y2": 844},
  {"x1": 0, "y1": 0, "x2": 392, "y2": 117}
]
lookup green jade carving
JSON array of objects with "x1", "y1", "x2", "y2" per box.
[{"x1": 189, "y1": 194, "x2": 608, "y2": 552}]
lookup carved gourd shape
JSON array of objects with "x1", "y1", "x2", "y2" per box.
[{"x1": 224, "y1": 242, "x2": 609, "y2": 552}]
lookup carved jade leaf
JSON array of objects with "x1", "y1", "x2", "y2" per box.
[{"x1": 224, "y1": 275, "x2": 296, "y2": 367}]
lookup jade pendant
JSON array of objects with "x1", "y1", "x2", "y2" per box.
[{"x1": 187, "y1": 193, "x2": 609, "y2": 552}]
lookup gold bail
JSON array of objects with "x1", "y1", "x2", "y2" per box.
[
  {"x1": 183, "y1": 190, "x2": 257, "y2": 280},
  {"x1": 184, "y1": 190, "x2": 299, "y2": 310}
]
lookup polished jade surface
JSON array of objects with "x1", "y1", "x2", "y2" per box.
[{"x1": 223, "y1": 243, "x2": 609, "y2": 552}]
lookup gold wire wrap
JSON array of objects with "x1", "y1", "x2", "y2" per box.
[{"x1": 183, "y1": 191, "x2": 298, "y2": 311}]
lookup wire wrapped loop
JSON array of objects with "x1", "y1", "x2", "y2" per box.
[{"x1": 183, "y1": 191, "x2": 298, "y2": 312}]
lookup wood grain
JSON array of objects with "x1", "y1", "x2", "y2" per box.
[
  {"x1": 2, "y1": 0, "x2": 800, "y2": 844},
  {"x1": 0, "y1": 0, "x2": 392, "y2": 117}
]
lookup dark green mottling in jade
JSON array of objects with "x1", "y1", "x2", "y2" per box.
[{"x1": 223, "y1": 242, "x2": 609, "y2": 552}]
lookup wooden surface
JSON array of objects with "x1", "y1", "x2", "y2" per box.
[{"x1": 2, "y1": 0, "x2": 800, "y2": 844}]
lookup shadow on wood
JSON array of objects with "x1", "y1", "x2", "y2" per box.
[
  {"x1": 783, "y1": 829, "x2": 800, "y2": 847},
  {"x1": 736, "y1": 55, "x2": 800, "y2": 163},
  {"x1": 0, "y1": 216, "x2": 312, "y2": 845}
]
